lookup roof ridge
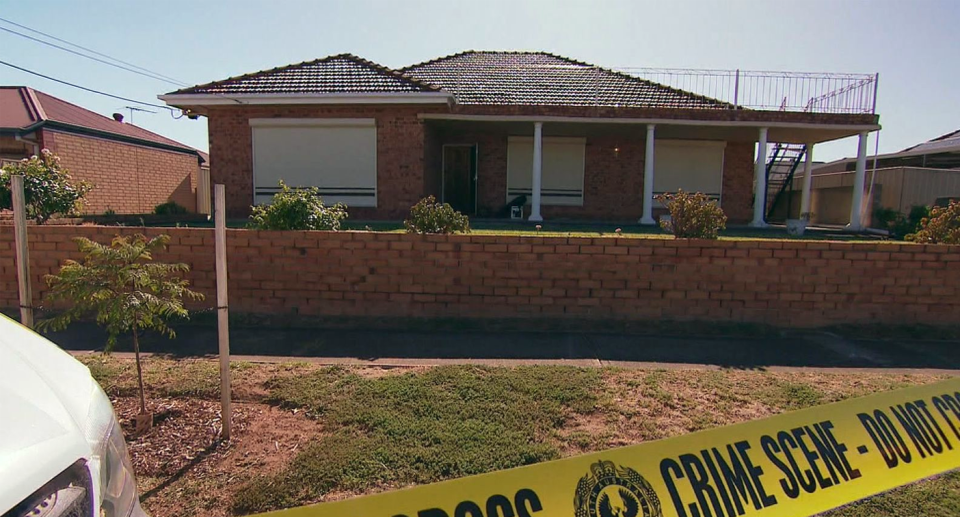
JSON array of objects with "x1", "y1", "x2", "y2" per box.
[
  {"x1": 169, "y1": 53, "x2": 439, "y2": 95},
  {"x1": 399, "y1": 50, "x2": 566, "y2": 73}
]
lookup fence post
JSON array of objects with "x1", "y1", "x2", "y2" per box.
[
  {"x1": 733, "y1": 69, "x2": 740, "y2": 109},
  {"x1": 214, "y1": 184, "x2": 231, "y2": 440},
  {"x1": 12, "y1": 175, "x2": 33, "y2": 328}
]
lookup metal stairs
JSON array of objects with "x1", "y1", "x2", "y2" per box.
[{"x1": 764, "y1": 143, "x2": 807, "y2": 221}]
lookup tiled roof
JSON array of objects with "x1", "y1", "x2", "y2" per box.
[
  {"x1": 400, "y1": 51, "x2": 727, "y2": 109},
  {"x1": 169, "y1": 54, "x2": 440, "y2": 95},
  {"x1": 0, "y1": 86, "x2": 195, "y2": 152}
]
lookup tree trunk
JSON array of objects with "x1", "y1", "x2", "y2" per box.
[{"x1": 132, "y1": 324, "x2": 146, "y2": 415}]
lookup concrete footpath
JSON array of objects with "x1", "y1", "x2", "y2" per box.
[{"x1": 48, "y1": 322, "x2": 960, "y2": 374}]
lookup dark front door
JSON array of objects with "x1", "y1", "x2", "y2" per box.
[{"x1": 442, "y1": 145, "x2": 477, "y2": 214}]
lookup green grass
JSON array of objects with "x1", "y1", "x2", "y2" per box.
[{"x1": 233, "y1": 365, "x2": 601, "y2": 514}]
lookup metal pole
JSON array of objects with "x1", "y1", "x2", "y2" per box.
[
  {"x1": 214, "y1": 184, "x2": 231, "y2": 440},
  {"x1": 12, "y1": 175, "x2": 33, "y2": 328},
  {"x1": 733, "y1": 69, "x2": 740, "y2": 109}
]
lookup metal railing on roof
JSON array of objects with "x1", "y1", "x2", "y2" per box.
[{"x1": 616, "y1": 67, "x2": 879, "y2": 114}]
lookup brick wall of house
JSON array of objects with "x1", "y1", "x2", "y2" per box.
[
  {"x1": 433, "y1": 129, "x2": 755, "y2": 222},
  {"x1": 40, "y1": 130, "x2": 198, "y2": 214},
  {"x1": 3, "y1": 226, "x2": 957, "y2": 328},
  {"x1": 207, "y1": 105, "x2": 444, "y2": 219}
]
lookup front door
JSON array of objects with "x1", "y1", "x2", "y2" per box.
[{"x1": 442, "y1": 145, "x2": 477, "y2": 214}]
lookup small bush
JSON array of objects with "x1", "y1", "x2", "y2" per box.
[
  {"x1": 875, "y1": 205, "x2": 929, "y2": 239},
  {"x1": 0, "y1": 149, "x2": 92, "y2": 223},
  {"x1": 153, "y1": 201, "x2": 187, "y2": 215},
  {"x1": 249, "y1": 180, "x2": 347, "y2": 231},
  {"x1": 656, "y1": 190, "x2": 727, "y2": 239},
  {"x1": 909, "y1": 200, "x2": 960, "y2": 244},
  {"x1": 404, "y1": 196, "x2": 470, "y2": 234}
]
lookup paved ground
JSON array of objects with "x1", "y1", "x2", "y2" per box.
[{"x1": 48, "y1": 321, "x2": 960, "y2": 374}]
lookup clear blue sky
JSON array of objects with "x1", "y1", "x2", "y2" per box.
[{"x1": 1, "y1": 0, "x2": 957, "y2": 162}]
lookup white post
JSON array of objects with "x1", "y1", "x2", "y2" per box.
[
  {"x1": 847, "y1": 131, "x2": 869, "y2": 231},
  {"x1": 214, "y1": 184, "x2": 232, "y2": 440},
  {"x1": 800, "y1": 143, "x2": 814, "y2": 219},
  {"x1": 750, "y1": 127, "x2": 769, "y2": 227},
  {"x1": 12, "y1": 175, "x2": 33, "y2": 328},
  {"x1": 640, "y1": 124, "x2": 656, "y2": 224},
  {"x1": 529, "y1": 122, "x2": 544, "y2": 222}
]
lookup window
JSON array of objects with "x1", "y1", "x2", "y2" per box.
[
  {"x1": 506, "y1": 136, "x2": 586, "y2": 206},
  {"x1": 251, "y1": 118, "x2": 377, "y2": 207},
  {"x1": 653, "y1": 140, "x2": 726, "y2": 200}
]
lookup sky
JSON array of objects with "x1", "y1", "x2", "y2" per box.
[{"x1": 1, "y1": 0, "x2": 958, "y2": 162}]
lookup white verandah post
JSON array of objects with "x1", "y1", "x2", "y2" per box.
[
  {"x1": 529, "y1": 121, "x2": 544, "y2": 222},
  {"x1": 751, "y1": 127, "x2": 769, "y2": 227},
  {"x1": 800, "y1": 143, "x2": 815, "y2": 219},
  {"x1": 847, "y1": 131, "x2": 869, "y2": 231},
  {"x1": 640, "y1": 124, "x2": 656, "y2": 225}
]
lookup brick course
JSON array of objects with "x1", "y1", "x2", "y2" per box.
[
  {"x1": 40, "y1": 130, "x2": 198, "y2": 214},
  {"x1": 3, "y1": 226, "x2": 957, "y2": 328}
]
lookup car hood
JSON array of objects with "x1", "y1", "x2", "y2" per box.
[{"x1": 0, "y1": 317, "x2": 95, "y2": 513}]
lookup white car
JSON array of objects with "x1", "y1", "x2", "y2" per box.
[{"x1": 0, "y1": 314, "x2": 147, "y2": 516}]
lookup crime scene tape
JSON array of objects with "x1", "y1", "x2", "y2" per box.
[{"x1": 255, "y1": 377, "x2": 960, "y2": 517}]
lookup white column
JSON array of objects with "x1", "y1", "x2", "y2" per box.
[
  {"x1": 640, "y1": 124, "x2": 656, "y2": 225},
  {"x1": 847, "y1": 131, "x2": 869, "y2": 231},
  {"x1": 800, "y1": 143, "x2": 814, "y2": 219},
  {"x1": 750, "y1": 127, "x2": 769, "y2": 227},
  {"x1": 529, "y1": 121, "x2": 544, "y2": 222}
]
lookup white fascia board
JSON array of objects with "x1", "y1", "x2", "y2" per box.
[
  {"x1": 418, "y1": 113, "x2": 881, "y2": 132},
  {"x1": 249, "y1": 118, "x2": 376, "y2": 127},
  {"x1": 159, "y1": 92, "x2": 454, "y2": 106}
]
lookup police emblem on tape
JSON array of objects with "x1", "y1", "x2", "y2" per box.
[{"x1": 574, "y1": 460, "x2": 661, "y2": 517}]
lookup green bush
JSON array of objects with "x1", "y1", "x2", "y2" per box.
[
  {"x1": 656, "y1": 189, "x2": 727, "y2": 239},
  {"x1": 875, "y1": 205, "x2": 929, "y2": 239},
  {"x1": 0, "y1": 149, "x2": 92, "y2": 223},
  {"x1": 909, "y1": 200, "x2": 960, "y2": 244},
  {"x1": 404, "y1": 195, "x2": 470, "y2": 234},
  {"x1": 153, "y1": 201, "x2": 187, "y2": 215},
  {"x1": 249, "y1": 180, "x2": 347, "y2": 231}
]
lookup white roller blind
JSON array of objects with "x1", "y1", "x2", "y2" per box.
[
  {"x1": 507, "y1": 137, "x2": 585, "y2": 206},
  {"x1": 251, "y1": 118, "x2": 377, "y2": 207},
  {"x1": 653, "y1": 140, "x2": 726, "y2": 199}
]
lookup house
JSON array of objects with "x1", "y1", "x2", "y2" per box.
[
  {"x1": 0, "y1": 86, "x2": 207, "y2": 215},
  {"x1": 771, "y1": 129, "x2": 960, "y2": 225},
  {"x1": 160, "y1": 51, "x2": 881, "y2": 228}
]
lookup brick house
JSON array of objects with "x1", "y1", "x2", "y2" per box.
[
  {"x1": 0, "y1": 86, "x2": 205, "y2": 214},
  {"x1": 160, "y1": 51, "x2": 881, "y2": 227}
]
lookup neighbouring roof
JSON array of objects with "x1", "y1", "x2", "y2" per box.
[
  {"x1": 0, "y1": 86, "x2": 197, "y2": 153},
  {"x1": 165, "y1": 50, "x2": 726, "y2": 109},
  {"x1": 169, "y1": 53, "x2": 441, "y2": 95},
  {"x1": 400, "y1": 51, "x2": 726, "y2": 108},
  {"x1": 901, "y1": 129, "x2": 960, "y2": 154}
]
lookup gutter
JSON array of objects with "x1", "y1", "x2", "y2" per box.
[{"x1": 1, "y1": 120, "x2": 198, "y2": 157}]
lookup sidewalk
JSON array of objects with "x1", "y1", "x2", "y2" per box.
[{"x1": 48, "y1": 321, "x2": 960, "y2": 374}]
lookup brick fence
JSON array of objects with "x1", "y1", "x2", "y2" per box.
[{"x1": 2, "y1": 226, "x2": 958, "y2": 327}]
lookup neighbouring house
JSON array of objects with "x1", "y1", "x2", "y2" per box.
[
  {"x1": 160, "y1": 51, "x2": 881, "y2": 228},
  {"x1": 771, "y1": 129, "x2": 960, "y2": 226},
  {"x1": 0, "y1": 86, "x2": 208, "y2": 215}
]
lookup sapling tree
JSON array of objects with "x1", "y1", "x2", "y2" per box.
[{"x1": 38, "y1": 234, "x2": 203, "y2": 426}]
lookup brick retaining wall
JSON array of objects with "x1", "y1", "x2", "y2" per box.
[{"x1": 2, "y1": 226, "x2": 957, "y2": 327}]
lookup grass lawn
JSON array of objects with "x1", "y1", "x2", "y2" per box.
[{"x1": 79, "y1": 355, "x2": 958, "y2": 517}]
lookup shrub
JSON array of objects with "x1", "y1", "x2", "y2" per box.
[
  {"x1": 154, "y1": 201, "x2": 187, "y2": 215},
  {"x1": 909, "y1": 200, "x2": 960, "y2": 244},
  {"x1": 655, "y1": 189, "x2": 727, "y2": 239},
  {"x1": 875, "y1": 205, "x2": 929, "y2": 239},
  {"x1": 249, "y1": 180, "x2": 347, "y2": 231},
  {"x1": 404, "y1": 196, "x2": 470, "y2": 234},
  {"x1": 0, "y1": 149, "x2": 92, "y2": 223}
]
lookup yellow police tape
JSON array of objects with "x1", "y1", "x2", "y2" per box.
[{"x1": 256, "y1": 377, "x2": 960, "y2": 517}]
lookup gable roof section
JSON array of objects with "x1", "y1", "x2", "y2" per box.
[
  {"x1": 0, "y1": 86, "x2": 196, "y2": 153},
  {"x1": 901, "y1": 129, "x2": 960, "y2": 154},
  {"x1": 168, "y1": 53, "x2": 441, "y2": 95},
  {"x1": 400, "y1": 51, "x2": 727, "y2": 109}
]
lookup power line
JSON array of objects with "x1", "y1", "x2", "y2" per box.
[
  {"x1": 0, "y1": 16, "x2": 187, "y2": 86},
  {"x1": 0, "y1": 25, "x2": 187, "y2": 86},
  {"x1": 0, "y1": 59, "x2": 175, "y2": 112}
]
